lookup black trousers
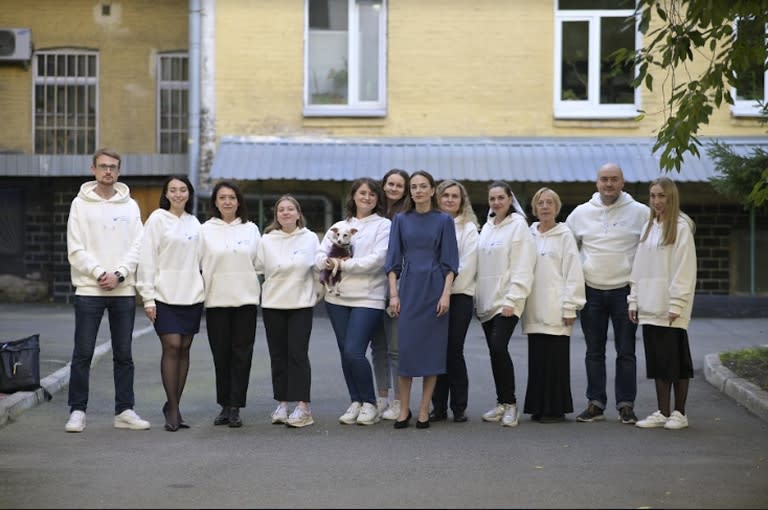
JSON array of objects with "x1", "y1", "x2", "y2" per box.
[
  {"x1": 432, "y1": 294, "x2": 473, "y2": 414},
  {"x1": 205, "y1": 305, "x2": 258, "y2": 408},
  {"x1": 481, "y1": 314, "x2": 519, "y2": 404},
  {"x1": 262, "y1": 307, "x2": 314, "y2": 403}
]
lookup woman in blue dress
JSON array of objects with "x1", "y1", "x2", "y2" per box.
[{"x1": 385, "y1": 170, "x2": 459, "y2": 429}]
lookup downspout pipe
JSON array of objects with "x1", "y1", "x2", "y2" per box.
[{"x1": 189, "y1": 0, "x2": 202, "y2": 216}]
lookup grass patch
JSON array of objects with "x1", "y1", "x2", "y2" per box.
[{"x1": 720, "y1": 346, "x2": 768, "y2": 392}]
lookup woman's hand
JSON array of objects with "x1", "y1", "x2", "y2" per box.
[
  {"x1": 628, "y1": 309, "x2": 638, "y2": 324},
  {"x1": 500, "y1": 305, "x2": 515, "y2": 318},
  {"x1": 389, "y1": 296, "x2": 400, "y2": 317},
  {"x1": 436, "y1": 293, "x2": 450, "y2": 317},
  {"x1": 145, "y1": 306, "x2": 156, "y2": 323},
  {"x1": 668, "y1": 311, "x2": 679, "y2": 326},
  {"x1": 563, "y1": 317, "x2": 576, "y2": 326}
]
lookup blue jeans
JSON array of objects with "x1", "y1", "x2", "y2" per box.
[
  {"x1": 325, "y1": 302, "x2": 382, "y2": 405},
  {"x1": 68, "y1": 295, "x2": 137, "y2": 414},
  {"x1": 580, "y1": 285, "x2": 637, "y2": 410}
]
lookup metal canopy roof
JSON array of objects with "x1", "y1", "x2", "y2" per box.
[{"x1": 210, "y1": 135, "x2": 768, "y2": 183}]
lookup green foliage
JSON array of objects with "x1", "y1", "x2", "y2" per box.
[
  {"x1": 720, "y1": 346, "x2": 768, "y2": 391},
  {"x1": 708, "y1": 142, "x2": 768, "y2": 210},
  {"x1": 621, "y1": 0, "x2": 768, "y2": 172}
]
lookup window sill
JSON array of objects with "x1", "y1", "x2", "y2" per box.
[{"x1": 303, "y1": 106, "x2": 387, "y2": 118}]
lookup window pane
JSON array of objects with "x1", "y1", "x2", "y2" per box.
[
  {"x1": 358, "y1": 1, "x2": 381, "y2": 101},
  {"x1": 561, "y1": 21, "x2": 589, "y2": 100},
  {"x1": 600, "y1": 16, "x2": 635, "y2": 104},
  {"x1": 308, "y1": 0, "x2": 349, "y2": 105},
  {"x1": 735, "y1": 18, "x2": 766, "y2": 101},
  {"x1": 559, "y1": 0, "x2": 635, "y2": 9}
]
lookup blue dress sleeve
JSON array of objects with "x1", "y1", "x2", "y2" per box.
[
  {"x1": 384, "y1": 212, "x2": 404, "y2": 276},
  {"x1": 439, "y1": 212, "x2": 460, "y2": 278}
]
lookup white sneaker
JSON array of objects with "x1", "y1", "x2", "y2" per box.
[
  {"x1": 65, "y1": 410, "x2": 86, "y2": 432},
  {"x1": 381, "y1": 399, "x2": 401, "y2": 421},
  {"x1": 482, "y1": 403, "x2": 505, "y2": 422},
  {"x1": 636, "y1": 410, "x2": 668, "y2": 428},
  {"x1": 339, "y1": 402, "x2": 362, "y2": 424},
  {"x1": 356, "y1": 402, "x2": 380, "y2": 425},
  {"x1": 664, "y1": 410, "x2": 689, "y2": 430},
  {"x1": 271, "y1": 403, "x2": 288, "y2": 424},
  {"x1": 114, "y1": 409, "x2": 151, "y2": 430},
  {"x1": 286, "y1": 406, "x2": 314, "y2": 428},
  {"x1": 376, "y1": 397, "x2": 389, "y2": 414},
  {"x1": 501, "y1": 403, "x2": 519, "y2": 428}
]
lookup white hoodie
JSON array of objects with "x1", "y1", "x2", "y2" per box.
[
  {"x1": 315, "y1": 214, "x2": 391, "y2": 310},
  {"x1": 67, "y1": 181, "x2": 143, "y2": 296},
  {"x1": 137, "y1": 209, "x2": 204, "y2": 308},
  {"x1": 628, "y1": 216, "x2": 697, "y2": 330},
  {"x1": 522, "y1": 222, "x2": 586, "y2": 336},
  {"x1": 199, "y1": 218, "x2": 261, "y2": 308},
  {"x1": 565, "y1": 191, "x2": 649, "y2": 290},
  {"x1": 452, "y1": 219, "x2": 479, "y2": 297},
  {"x1": 475, "y1": 213, "x2": 537, "y2": 323},
  {"x1": 255, "y1": 227, "x2": 321, "y2": 309}
]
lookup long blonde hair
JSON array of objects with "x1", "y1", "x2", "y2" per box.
[
  {"x1": 641, "y1": 176, "x2": 695, "y2": 245},
  {"x1": 437, "y1": 179, "x2": 479, "y2": 228}
]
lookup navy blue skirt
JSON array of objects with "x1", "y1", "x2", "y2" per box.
[{"x1": 154, "y1": 301, "x2": 203, "y2": 336}]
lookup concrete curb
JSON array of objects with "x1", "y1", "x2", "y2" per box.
[
  {"x1": 0, "y1": 325, "x2": 154, "y2": 429},
  {"x1": 703, "y1": 348, "x2": 768, "y2": 423}
]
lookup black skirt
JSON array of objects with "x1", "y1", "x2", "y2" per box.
[
  {"x1": 154, "y1": 301, "x2": 203, "y2": 336},
  {"x1": 523, "y1": 334, "x2": 574, "y2": 417},
  {"x1": 642, "y1": 325, "x2": 694, "y2": 381}
]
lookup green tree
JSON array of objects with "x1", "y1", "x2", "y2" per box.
[{"x1": 617, "y1": 0, "x2": 768, "y2": 172}]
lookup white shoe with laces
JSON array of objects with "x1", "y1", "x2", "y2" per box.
[
  {"x1": 663, "y1": 410, "x2": 689, "y2": 430},
  {"x1": 376, "y1": 397, "x2": 389, "y2": 414},
  {"x1": 286, "y1": 406, "x2": 314, "y2": 428},
  {"x1": 356, "y1": 402, "x2": 380, "y2": 425},
  {"x1": 114, "y1": 409, "x2": 150, "y2": 430},
  {"x1": 65, "y1": 410, "x2": 86, "y2": 432},
  {"x1": 636, "y1": 410, "x2": 668, "y2": 428},
  {"x1": 339, "y1": 402, "x2": 362, "y2": 424},
  {"x1": 482, "y1": 403, "x2": 505, "y2": 422},
  {"x1": 381, "y1": 399, "x2": 401, "y2": 420},
  {"x1": 271, "y1": 403, "x2": 288, "y2": 424},
  {"x1": 501, "y1": 403, "x2": 519, "y2": 428}
]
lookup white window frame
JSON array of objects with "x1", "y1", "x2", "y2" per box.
[
  {"x1": 157, "y1": 52, "x2": 189, "y2": 153},
  {"x1": 731, "y1": 19, "x2": 767, "y2": 118},
  {"x1": 554, "y1": 5, "x2": 641, "y2": 119},
  {"x1": 303, "y1": 0, "x2": 387, "y2": 117},
  {"x1": 32, "y1": 49, "x2": 99, "y2": 154}
]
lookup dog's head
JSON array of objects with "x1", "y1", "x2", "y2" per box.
[{"x1": 329, "y1": 226, "x2": 357, "y2": 249}]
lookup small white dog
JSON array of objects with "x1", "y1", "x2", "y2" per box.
[{"x1": 320, "y1": 226, "x2": 357, "y2": 296}]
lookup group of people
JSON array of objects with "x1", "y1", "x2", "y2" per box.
[{"x1": 63, "y1": 148, "x2": 698, "y2": 434}]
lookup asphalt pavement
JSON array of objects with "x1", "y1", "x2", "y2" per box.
[{"x1": 1, "y1": 302, "x2": 767, "y2": 508}]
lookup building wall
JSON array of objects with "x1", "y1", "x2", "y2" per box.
[{"x1": 0, "y1": 0, "x2": 188, "y2": 153}]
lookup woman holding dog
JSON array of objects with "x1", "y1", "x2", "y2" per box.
[
  {"x1": 255, "y1": 195, "x2": 320, "y2": 428},
  {"x1": 316, "y1": 177, "x2": 391, "y2": 426},
  {"x1": 385, "y1": 170, "x2": 459, "y2": 429},
  {"x1": 371, "y1": 168, "x2": 410, "y2": 421}
]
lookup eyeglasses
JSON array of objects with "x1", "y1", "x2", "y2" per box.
[{"x1": 96, "y1": 163, "x2": 119, "y2": 171}]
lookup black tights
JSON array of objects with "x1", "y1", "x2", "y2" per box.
[
  {"x1": 654, "y1": 378, "x2": 690, "y2": 416},
  {"x1": 160, "y1": 333, "x2": 194, "y2": 423}
]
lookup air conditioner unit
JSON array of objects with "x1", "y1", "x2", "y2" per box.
[{"x1": 0, "y1": 28, "x2": 33, "y2": 61}]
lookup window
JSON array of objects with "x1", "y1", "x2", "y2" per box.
[
  {"x1": 33, "y1": 51, "x2": 98, "y2": 154},
  {"x1": 157, "y1": 53, "x2": 189, "y2": 153},
  {"x1": 304, "y1": 0, "x2": 387, "y2": 117},
  {"x1": 732, "y1": 18, "x2": 767, "y2": 117},
  {"x1": 554, "y1": 0, "x2": 639, "y2": 119}
]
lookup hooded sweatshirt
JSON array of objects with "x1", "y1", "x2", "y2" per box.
[
  {"x1": 522, "y1": 222, "x2": 586, "y2": 336},
  {"x1": 315, "y1": 214, "x2": 391, "y2": 310},
  {"x1": 451, "y1": 219, "x2": 479, "y2": 297},
  {"x1": 475, "y1": 212, "x2": 537, "y2": 323},
  {"x1": 255, "y1": 227, "x2": 321, "y2": 309},
  {"x1": 136, "y1": 209, "x2": 204, "y2": 308},
  {"x1": 67, "y1": 181, "x2": 143, "y2": 296},
  {"x1": 627, "y1": 216, "x2": 697, "y2": 330},
  {"x1": 199, "y1": 217, "x2": 261, "y2": 308},
  {"x1": 565, "y1": 191, "x2": 649, "y2": 290}
]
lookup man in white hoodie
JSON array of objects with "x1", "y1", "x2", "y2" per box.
[
  {"x1": 64, "y1": 148, "x2": 150, "y2": 433},
  {"x1": 565, "y1": 163, "x2": 649, "y2": 425}
]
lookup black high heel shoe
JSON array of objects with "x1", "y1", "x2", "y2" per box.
[
  {"x1": 164, "y1": 402, "x2": 190, "y2": 429},
  {"x1": 416, "y1": 416, "x2": 430, "y2": 429},
  {"x1": 163, "y1": 403, "x2": 180, "y2": 432},
  {"x1": 393, "y1": 410, "x2": 412, "y2": 429}
]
